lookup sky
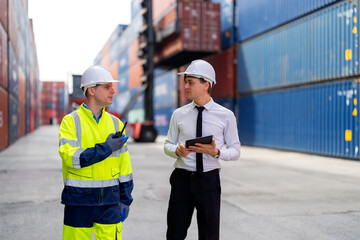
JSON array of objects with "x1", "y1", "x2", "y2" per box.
[{"x1": 28, "y1": 0, "x2": 131, "y2": 83}]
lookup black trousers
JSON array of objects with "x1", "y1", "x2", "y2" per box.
[{"x1": 166, "y1": 168, "x2": 221, "y2": 240}]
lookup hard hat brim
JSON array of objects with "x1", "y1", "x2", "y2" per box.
[
  {"x1": 177, "y1": 72, "x2": 215, "y2": 85},
  {"x1": 80, "y1": 79, "x2": 119, "y2": 89}
]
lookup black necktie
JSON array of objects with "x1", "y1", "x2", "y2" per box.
[{"x1": 196, "y1": 106, "x2": 205, "y2": 173}]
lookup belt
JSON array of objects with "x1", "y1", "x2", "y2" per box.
[{"x1": 174, "y1": 168, "x2": 220, "y2": 176}]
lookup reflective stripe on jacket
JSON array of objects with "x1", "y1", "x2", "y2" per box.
[{"x1": 59, "y1": 103, "x2": 133, "y2": 206}]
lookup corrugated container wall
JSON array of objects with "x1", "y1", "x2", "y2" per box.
[
  {"x1": 131, "y1": 0, "x2": 142, "y2": 20},
  {"x1": 154, "y1": 1, "x2": 221, "y2": 64},
  {"x1": 0, "y1": 0, "x2": 8, "y2": 32},
  {"x1": 236, "y1": 0, "x2": 342, "y2": 42},
  {"x1": 212, "y1": 0, "x2": 236, "y2": 49},
  {"x1": 205, "y1": 46, "x2": 236, "y2": 98},
  {"x1": 0, "y1": 87, "x2": 8, "y2": 150},
  {"x1": 8, "y1": 94, "x2": 18, "y2": 144},
  {"x1": 0, "y1": 22, "x2": 7, "y2": 89},
  {"x1": 237, "y1": 79, "x2": 360, "y2": 159},
  {"x1": 154, "y1": 69, "x2": 178, "y2": 109},
  {"x1": 237, "y1": 0, "x2": 359, "y2": 93}
]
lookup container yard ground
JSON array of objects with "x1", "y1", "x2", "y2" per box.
[{"x1": 1, "y1": 125, "x2": 360, "y2": 240}]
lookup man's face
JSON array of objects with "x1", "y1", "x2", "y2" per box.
[
  {"x1": 90, "y1": 83, "x2": 115, "y2": 107},
  {"x1": 184, "y1": 77, "x2": 209, "y2": 101}
]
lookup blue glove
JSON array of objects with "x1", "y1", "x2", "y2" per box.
[
  {"x1": 120, "y1": 203, "x2": 130, "y2": 222},
  {"x1": 106, "y1": 133, "x2": 128, "y2": 152}
]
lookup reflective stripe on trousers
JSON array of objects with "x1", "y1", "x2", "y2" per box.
[
  {"x1": 63, "y1": 222, "x2": 122, "y2": 240},
  {"x1": 63, "y1": 205, "x2": 123, "y2": 240}
]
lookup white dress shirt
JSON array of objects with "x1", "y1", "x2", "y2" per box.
[{"x1": 164, "y1": 98, "x2": 241, "y2": 172}]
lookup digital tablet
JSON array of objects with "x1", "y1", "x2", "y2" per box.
[{"x1": 185, "y1": 135, "x2": 213, "y2": 148}]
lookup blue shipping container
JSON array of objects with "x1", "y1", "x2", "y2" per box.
[
  {"x1": 8, "y1": 94, "x2": 18, "y2": 144},
  {"x1": 8, "y1": 42, "x2": 18, "y2": 98},
  {"x1": 237, "y1": 79, "x2": 360, "y2": 159},
  {"x1": 237, "y1": 0, "x2": 359, "y2": 93},
  {"x1": 118, "y1": 71, "x2": 130, "y2": 93},
  {"x1": 109, "y1": 12, "x2": 143, "y2": 60},
  {"x1": 212, "y1": 0, "x2": 236, "y2": 49},
  {"x1": 236, "y1": 0, "x2": 341, "y2": 42},
  {"x1": 154, "y1": 69, "x2": 177, "y2": 108},
  {"x1": 118, "y1": 51, "x2": 130, "y2": 75},
  {"x1": 130, "y1": 87, "x2": 144, "y2": 110},
  {"x1": 114, "y1": 90, "x2": 131, "y2": 114},
  {"x1": 131, "y1": 0, "x2": 141, "y2": 20},
  {"x1": 154, "y1": 105, "x2": 176, "y2": 135},
  {"x1": 214, "y1": 97, "x2": 235, "y2": 113}
]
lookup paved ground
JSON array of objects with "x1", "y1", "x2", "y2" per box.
[{"x1": 1, "y1": 125, "x2": 360, "y2": 239}]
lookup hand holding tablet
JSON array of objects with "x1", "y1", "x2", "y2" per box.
[{"x1": 185, "y1": 135, "x2": 213, "y2": 148}]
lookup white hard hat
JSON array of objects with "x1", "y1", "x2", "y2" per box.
[
  {"x1": 80, "y1": 65, "x2": 119, "y2": 95},
  {"x1": 177, "y1": 59, "x2": 216, "y2": 85}
]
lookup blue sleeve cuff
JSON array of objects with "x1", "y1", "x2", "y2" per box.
[
  {"x1": 79, "y1": 142, "x2": 113, "y2": 168},
  {"x1": 120, "y1": 180, "x2": 134, "y2": 206}
]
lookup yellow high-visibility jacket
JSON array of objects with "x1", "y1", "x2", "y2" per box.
[{"x1": 59, "y1": 103, "x2": 133, "y2": 206}]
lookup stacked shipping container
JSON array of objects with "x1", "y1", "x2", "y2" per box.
[
  {"x1": 236, "y1": 0, "x2": 360, "y2": 159},
  {"x1": 0, "y1": 0, "x2": 40, "y2": 151},
  {"x1": 41, "y1": 81, "x2": 68, "y2": 125}
]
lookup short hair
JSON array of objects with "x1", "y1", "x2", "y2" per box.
[{"x1": 185, "y1": 75, "x2": 212, "y2": 95}]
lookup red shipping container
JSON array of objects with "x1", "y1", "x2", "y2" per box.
[
  {"x1": 0, "y1": 86, "x2": 8, "y2": 150},
  {"x1": 204, "y1": 46, "x2": 236, "y2": 98},
  {"x1": 201, "y1": 2, "x2": 220, "y2": 52},
  {"x1": 0, "y1": 23, "x2": 7, "y2": 89},
  {"x1": 18, "y1": 102, "x2": 25, "y2": 137},
  {"x1": 30, "y1": 107, "x2": 35, "y2": 132},
  {"x1": 177, "y1": 66, "x2": 188, "y2": 106},
  {"x1": 0, "y1": 0, "x2": 8, "y2": 32},
  {"x1": 46, "y1": 109, "x2": 56, "y2": 119},
  {"x1": 154, "y1": 1, "x2": 220, "y2": 65},
  {"x1": 129, "y1": 60, "x2": 144, "y2": 89}
]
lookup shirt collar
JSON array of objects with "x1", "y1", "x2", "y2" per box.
[
  {"x1": 191, "y1": 98, "x2": 214, "y2": 110},
  {"x1": 83, "y1": 102, "x2": 103, "y2": 123}
]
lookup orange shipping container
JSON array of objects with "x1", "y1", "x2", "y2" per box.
[
  {"x1": 152, "y1": 0, "x2": 177, "y2": 22},
  {"x1": 0, "y1": 22, "x2": 7, "y2": 89},
  {"x1": 129, "y1": 39, "x2": 140, "y2": 66},
  {"x1": 109, "y1": 60, "x2": 119, "y2": 94},
  {"x1": 18, "y1": 102, "x2": 25, "y2": 137},
  {"x1": 129, "y1": 60, "x2": 143, "y2": 89},
  {"x1": 18, "y1": 67, "x2": 26, "y2": 104},
  {"x1": 0, "y1": 86, "x2": 8, "y2": 150}
]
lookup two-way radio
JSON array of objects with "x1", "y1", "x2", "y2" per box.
[{"x1": 114, "y1": 122, "x2": 128, "y2": 138}]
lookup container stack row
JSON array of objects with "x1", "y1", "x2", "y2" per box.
[
  {"x1": 0, "y1": 0, "x2": 41, "y2": 151},
  {"x1": 85, "y1": 0, "x2": 226, "y2": 135},
  {"x1": 236, "y1": 0, "x2": 360, "y2": 159},
  {"x1": 40, "y1": 81, "x2": 68, "y2": 125},
  {"x1": 84, "y1": 0, "x2": 360, "y2": 159}
]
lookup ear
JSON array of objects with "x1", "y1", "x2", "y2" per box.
[
  {"x1": 204, "y1": 81, "x2": 210, "y2": 90},
  {"x1": 88, "y1": 87, "x2": 96, "y2": 96}
]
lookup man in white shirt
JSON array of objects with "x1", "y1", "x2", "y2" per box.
[{"x1": 164, "y1": 60, "x2": 241, "y2": 240}]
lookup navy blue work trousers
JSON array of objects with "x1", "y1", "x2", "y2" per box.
[{"x1": 166, "y1": 168, "x2": 221, "y2": 240}]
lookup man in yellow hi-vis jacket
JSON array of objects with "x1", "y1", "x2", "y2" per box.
[{"x1": 59, "y1": 65, "x2": 133, "y2": 240}]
